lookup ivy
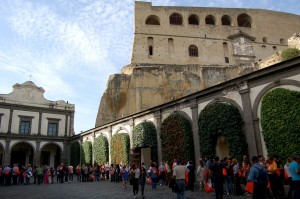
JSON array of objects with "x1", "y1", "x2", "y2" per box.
[
  {"x1": 82, "y1": 141, "x2": 92, "y2": 165},
  {"x1": 93, "y1": 135, "x2": 109, "y2": 164},
  {"x1": 111, "y1": 133, "x2": 130, "y2": 165},
  {"x1": 199, "y1": 103, "x2": 247, "y2": 161},
  {"x1": 132, "y1": 121, "x2": 158, "y2": 162},
  {"x1": 70, "y1": 142, "x2": 80, "y2": 166},
  {"x1": 261, "y1": 88, "x2": 300, "y2": 161},
  {"x1": 281, "y1": 48, "x2": 300, "y2": 61},
  {"x1": 161, "y1": 112, "x2": 194, "y2": 163}
]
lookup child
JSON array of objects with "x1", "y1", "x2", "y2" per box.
[{"x1": 121, "y1": 165, "x2": 129, "y2": 188}]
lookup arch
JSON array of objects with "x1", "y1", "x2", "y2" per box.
[
  {"x1": 272, "y1": 46, "x2": 277, "y2": 51},
  {"x1": 70, "y1": 141, "x2": 80, "y2": 167},
  {"x1": 161, "y1": 111, "x2": 194, "y2": 163},
  {"x1": 237, "y1": 13, "x2": 252, "y2": 28},
  {"x1": 205, "y1": 15, "x2": 216, "y2": 25},
  {"x1": 93, "y1": 135, "x2": 109, "y2": 164},
  {"x1": 262, "y1": 37, "x2": 267, "y2": 43},
  {"x1": 132, "y1": 121, "x2": 158, "y2": 162},
  {"x1": 111, "y1": 133, "x2": 130, "y2": 165},
  {"x1": 169, "y1": 13, "x2": 182, "y2": 25},
  {"x1": 188, "y1": 14, "x2": 199, "y2": 25},
  {"x1": 189, "y1": 45, "x2": 198, "y2": 57},
  {"x1": 199, "y1": 102, "x2": 247, "y2": 160},
  {"x1": 221, "y1": 15, "x2": 231, "y2": 26},
  {"x1": 280, "y1": 38, "x2": 285, "y2": 45},
  {"x1": 40, "y1": 142, "x2": 62, "y2": 167},
  {"x1": 252, "y1": 79, "x2": 300, "y2": 120},
  {"x1": 10, "y1": 141, "x2": 35, "y2": 166},
  {"x1": 145, "y1": 15, "x2": 160, "y2": 25}
]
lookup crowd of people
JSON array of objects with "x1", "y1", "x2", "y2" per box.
[{"x1": 0, "y1": 154, "x2": 299, "y2": 199}]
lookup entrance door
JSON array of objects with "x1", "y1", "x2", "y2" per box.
[{"x1": 215, "y1": 135, "x2": 229, "y2": 159}]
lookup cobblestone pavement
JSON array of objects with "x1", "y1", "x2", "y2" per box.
[{"x1": 0, "y1": 180, "x2": 250, "y2": 199}]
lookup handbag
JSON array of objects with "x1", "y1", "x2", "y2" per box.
[{"x1": 129, "y1": 174, "x2": 135, "y2": 185}]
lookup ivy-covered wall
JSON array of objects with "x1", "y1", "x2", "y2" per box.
[
  {"x1": 82, "y1": 141, "x2": 92, "y2": 165},
  {"x1": 199, "y1": 102, "x2": 247, "y2": 161},
  {"x1": 161, "y1": 112, "x2": 194, "y2": 163},
  {"x1": 132, "y1": 121, "x2": 158, "y2": 162},
  {"x1": 93, "y1": 135, "x2": 109, "y2": 164},
  {"x1": 111, "y1": 133, "x2": 130, "y2": 165},
  {"x1": 70, "y1": 141, "x2": 80, "y2": 166},
  {"x1": 261, "y1": 88, "x2": 300, "y2": 161}
]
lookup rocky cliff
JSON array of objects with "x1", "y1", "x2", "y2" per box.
[{"x1": 95, "y1": 64, "x2": 255, "y2": 126}]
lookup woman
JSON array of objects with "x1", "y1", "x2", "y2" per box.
[
  {"x1": 130, "y1": 163, "x2": 140, "y2": 199},
  {"x1": 149, "y1": 163, "x2": 158, "y2": 189},
  {"x1": 187, "y1": 160, "x2": 195, "y2": 191},
  {"x1": 267, "y1": 157, "x2": 280, "y2": 199},
  {"x1": 140, "y1": 164, "x2": 149, "y2": 198},
  {"x1": 197, "y1": 158, "x2": 205, "y2": 191},
  {"x1": 284, "y1": 157, "x2": 293, "y2": 199}
]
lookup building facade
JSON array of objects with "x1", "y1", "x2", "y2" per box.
[{"x1": 0, "y1": 81, "x2": 75, "y2": 167}]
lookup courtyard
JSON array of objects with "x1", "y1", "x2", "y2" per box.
[{"x1": 0, "y1": 180, "x2": 248, "y2": 199}]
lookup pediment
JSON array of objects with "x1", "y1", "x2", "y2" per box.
[{"x1": 227, "y1": 31, "x2": 256, "y2": 41}]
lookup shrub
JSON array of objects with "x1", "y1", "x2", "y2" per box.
[
  {"x1": 82, "y1": 141, "x2": 92, "y2": 165},
  {"x1": 111, "y1": 133, "x2": 130, "y2": 165},
  {"x1": 281, "y1": 48, "x2": 300, "y2": 61},
  {"x1": 93, "y1": 135, "x2": 109, "y2": 164}
]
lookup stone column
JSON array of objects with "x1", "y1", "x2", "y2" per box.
[
  {"x1": 8, "y1": 107, "x2": 13, "y2": 134},
  {"x1": 154, "y1": 111, "x2": 162, "y2": 163},
  {"x1": 129, "y1": 118, "x2": 134, "y2": 149},
  {"x1": 190, "y1": 100, "x2": 201, "y2": 163},
  {"x1": 239, "y1": 87, "x2": 259, "y2": 157},
  {"x1": 35, "y1": 139, "x2": 41, "y2": 166},
  {"x1": 253, "y1": 118, "x2": 263, "y2": 155},
  {"x1": 4, "y1": 138, "x2": 11, "y2": 165},
  {"x1": 92, "y1": 131, "x2": 95, "y2": 164},
  {"x1": 108, "y1": 126, "x2": 112, "y2": 164}
]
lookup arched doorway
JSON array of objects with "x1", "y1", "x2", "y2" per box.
[
  {"x1": 0, "y1": 143, "x2": 4, "y2": 165},
  {"x1": 40, "y1": 143, "x2": 61, "y2": 168},
  {"x1": 10, "y1": 142, "x2": 34, "y2": 166}
]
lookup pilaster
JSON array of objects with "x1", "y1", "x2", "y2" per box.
[
  {"x1": 154, "y1": 111, "x2": 162, "y2": 163},
  {"x1": 190, "y1": 100, "x2": 200, "y2": 164}
]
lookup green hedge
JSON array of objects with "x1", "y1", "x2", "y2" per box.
[
  {"x1": 161, "y1": 112, "x2": 194, "y2": 163},
  {"x1": 281, "y1": 48, "x2": 300, "y2": 61},
  {"x1": 70, "y1": 142, "x2": 80, "y2": 166},
  {"x1": 132, "y1": 121, "x2": 158, "y2": 162},
  {"x1": 93, "y1": 135, "x2": 109, "y2": 164},
  {"x1": 82, "y1": 141, "x2": 92, "y2": 165},
  {"x1": 199, "y1": 103, "x2": 247, "y2": 161},
  {"x1": 111, "y1": 133, "x2": 130, "y2": 165},
  {"x1": 261, "y1": 88, "x2": 300, "y2": 160}
]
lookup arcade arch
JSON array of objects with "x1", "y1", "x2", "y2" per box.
[
  {"x1": 40, "y1": 143, "x2": 62, "y2": 167},
  {"x1": 10, "y1": 142, "x2": 34, "y2": 166}
]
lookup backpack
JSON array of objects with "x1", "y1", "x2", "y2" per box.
[{"x1": 254, "y1": 165, "x2": 268, "y2": 185}]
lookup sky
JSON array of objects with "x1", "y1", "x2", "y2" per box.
[{"x1": 0, "y1": 0, "x2": 299, "y2": 134}]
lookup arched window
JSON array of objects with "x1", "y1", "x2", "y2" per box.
[
  {"x1": 205, "y1": 15, "x2": 216, "y2": 25},
  {"x1": 237, "y1": 14, "x2": 252, "y2": 28},
  {"x1": 145, "y1": 15, "x2": 160, "y2": 25},
  {"x1": 280, "y1": 38, "x2": 285, "y2": 45},
  {"x1": 273, "y1": 46, "x2": 277, "y2": 51},
  {"x1": 188, "y1": 14, "x2": 199, "y2": 25},
  {"x1": 221, "y1": 15, "x2": 231, "y2": 26},
  {"x1": 262, "y1": 37, "x2": 267, "y2": 43},
  {"x1": 170, "y1": 13, "x2": 182, "y2": 25},
  {"x1": 189, "y1": 45, "x2": 198, "y2": 57},
  {"x1": 168, "y1": 38, "x2": 174, "y2": 58}
]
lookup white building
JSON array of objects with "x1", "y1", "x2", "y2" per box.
[{"x1": 0, "y1": 81, "x2": 75, "y2": 167}]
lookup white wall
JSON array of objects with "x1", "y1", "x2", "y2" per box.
[
  {"x1": 11, "y1": 110, "x2": 39, "y2": 135},
  {"x1": 0, "y1": 108, "x2": 10, "y2": 133}
]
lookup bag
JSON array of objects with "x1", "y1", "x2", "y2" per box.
[
  {"x1": 5, "y1": 170, "x2": 9, "y2": 175},
  {"x1": 205, "y1": 179, "x2": 214, "y2": 193},
  {"x1": 245, "y1": 181, "x2": 254, "y2": 194},
  {"x1": 171, "y1": 179, "x2": 177, "y2": 192},
  {"x1": 254, "y1": 165, "x2": 268, "y2": 186},
  {"x1": 147, "y1": 177, "x2": 152, "y2": 184},
  {"x1": 222, "y1": 168, "x2": 227, "y2": 176},
  {"x1": 16, "y1": 168, "x2": 20, "y2": 175},
  {"x1": 238, "y1": 169, "x2": 242, "y2": 177},
  {"x1": 129, "y1": 174, "x2": 135, "y2": 185}
]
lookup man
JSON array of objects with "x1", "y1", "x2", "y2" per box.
[
  {"x1": 209, "y1": 156, "x2": 225, "y2": 199},
  {"x1": 289, "y1": 155, "x2": 300, "y2": 199},
  {"x1": 247, "y1": 156, "x2": 268, "y2": 199},
  {"x1": 173, "y1": 159, "x2": 189, "y2": 199}
]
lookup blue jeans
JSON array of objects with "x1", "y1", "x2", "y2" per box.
[
  {"x1": 151, "y1": 177, "x2": 157, "y2": 189},
  {"x1": 225, "y1": 176, "x2": 234, "y2": 194},
  {"x1": 176, "y1": 179, "x2": 186, "y2": 199}
]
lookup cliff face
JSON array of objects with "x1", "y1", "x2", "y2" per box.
[{"x1": 95, "y1": 64, "x2": 254, "y2": 126}]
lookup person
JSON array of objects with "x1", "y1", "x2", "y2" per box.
[
  {"x1": 284, "y1": 157, "x2": 293, "y2": 199},
  {"x1": 121, "y1": 165, "x2": 129, "y2": 188},
  {"x1": 140, "y1": 164, "x2": 149, "y2": 198},
  {"x1": 158, "y1": 162, "x2": 165, "y2": 185},
  {"x1": 36, "y1": 165, "x2": 43, "y2": 185},
  {"x1": 12, "y1": 164, "x2": 19, "y2": 185},
  {"x1": 232, "y1": 159, "x2": 243, "y2": 195},
  {"x1": 248, "y1": 156, "x2": 268, "y2": 199},
  {"x1": 149, "y1": 163, "x2": 158, "y2": 189},
  {"x1": 197, "y1": 158, "x2": 205, "y2": 191},
  {"x1": 224, "y1": 157, "x2": 234, "y2": 195},
  {"x1": 165, "y1": 161, "x2": 172, "y2": 186},
  {"x1": 289, "y1": 155, "x2": 300, "y2": 199},
  {"x1": 76, "y1": 164, "x2": 81, "y2": 181},
  {"x1": 105, "y1": 162, "x2": 110, "y2": 181},
  {"x1": 68, "y1": 164, "x2": 73, "y2": 182},
  {"x1": 267, "y1": 157, "x2": 280, "y2": 198},
  {"x1": 209, "y1": 156, "x2": 225, "y2": 199},
  {"x1": 241, "y1": 155, "x2": 251, "y2": 185},
  {"x1": 187, "y1": 160, "x2": 195, "y2": 191},
  {"x1": 173, "y1": 159, "x2": 189, "y2": 199},
  {"x1": 130, "y1": 163, "x2": 140, "y2": 199}
]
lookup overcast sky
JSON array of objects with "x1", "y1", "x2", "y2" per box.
[{"x1": 0, "y1": 0, "x2": 299, "y2": 134}]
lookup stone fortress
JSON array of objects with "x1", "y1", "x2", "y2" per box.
[{"x1": 96, "y1": 1, "x2": 300, "y2": 126}]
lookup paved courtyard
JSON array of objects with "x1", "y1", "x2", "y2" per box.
[{"x1": 0, "y1": 180, "x2": 250, "y2": 199}]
